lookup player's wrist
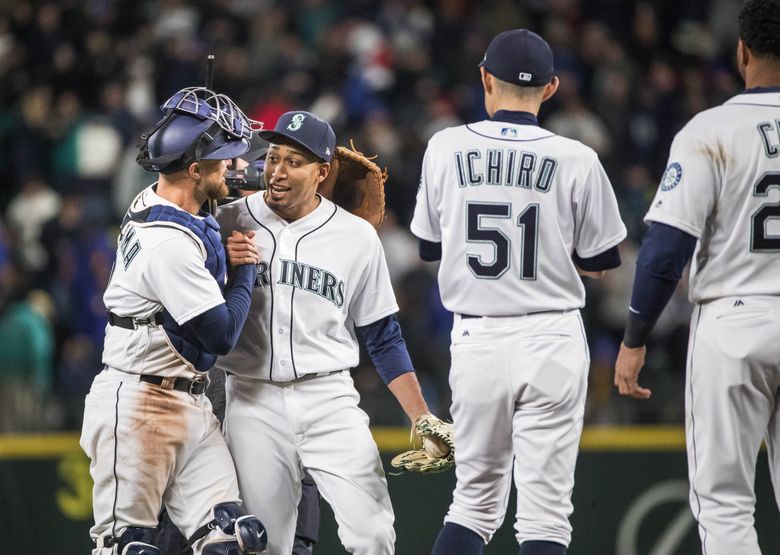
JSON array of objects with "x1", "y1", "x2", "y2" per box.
[{"x1": 622, "y1": 312, "x2": 654, "y2": 349}]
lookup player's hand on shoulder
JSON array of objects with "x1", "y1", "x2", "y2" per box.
[
  {"x1": 614, "y1": 342, "x2": 652, "y2": 400},
  {"x1": 226, "y1": 230, "x2": 259, "y2": 267}
]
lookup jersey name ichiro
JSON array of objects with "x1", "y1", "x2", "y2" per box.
[{"x1": 411, "y1": 119, "x2": 626, "y2": 316}]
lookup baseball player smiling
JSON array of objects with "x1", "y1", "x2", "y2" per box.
[{"x1": 216, "y1": 111, "x2": 441, "y2": 555}]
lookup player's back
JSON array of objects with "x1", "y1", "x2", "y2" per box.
[
  {"x1": 645, "y1": 89, "x2": 780, "y2": 302},
  {"x1": 411, "y1": 119, "x2": 626, "y2": 316}
]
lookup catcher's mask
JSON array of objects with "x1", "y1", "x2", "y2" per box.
[{"x1": 137, "y1": 87, "x2": 262, "y2": 174}]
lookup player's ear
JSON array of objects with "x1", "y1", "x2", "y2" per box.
[
  {"x1": 188, "y1": 161, "x2": 201, "y2": 180},
  {"x1": 736, "y1": 39, "x2": 750, "y2": 79},
  {"x1": 480, "y1": 67, "x2": 493, "y2": 95},
  {"x1": 317, "y1": 162, "x2": 331, "y2": 183},
  {"x1": 542, "y1": 76, "x2": 559, "y2": 102}
]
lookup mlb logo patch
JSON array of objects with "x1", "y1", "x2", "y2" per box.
[
  {"x1": 501, "y1": 128, "x2": 518, "y2": 138},
  {"x1": 518, "y1": 72, "x2": 532, "y2": 82}
]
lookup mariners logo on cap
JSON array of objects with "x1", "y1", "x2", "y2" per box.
[
  {"x1": 287, "y1": 113, "x2": 306, "y2": 132},
  {"x1": 660, "y1": 162, "x2": 683, "y2": 191}
]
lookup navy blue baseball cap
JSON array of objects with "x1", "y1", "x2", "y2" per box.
[
  {"x1": 242, "y1": 134, "x2": 269, "y2": 163},
  {"x1": 479, "y1": 29, "x2": 555, "y2": 87},
  {"x1": 258, "y1": 111, "x2": 336, "y2": 162}
]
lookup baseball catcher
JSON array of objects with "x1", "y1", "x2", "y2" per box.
[{"x1": 391, "y1": 414, "x2": 455, "y2": 473}]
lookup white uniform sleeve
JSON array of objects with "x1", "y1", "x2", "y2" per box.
[
  {"x1": 410, "y1": 144, "x2": 441, "y2": 242},
  {"x1": 215, "y1": 199, "x2": 240, "y2": 239},
  {"x1": 349, "y1": 233, "x2": 399, "y2": 327},
  {"x1": 143, "y1": 235, "x2": 225, "y2": 325},
  {"x1": 644, "y1": 125, "x2": 719, "y2": 238},
  {"x1": 573, "y1": 157, "x2": 627, "y2": 257}
]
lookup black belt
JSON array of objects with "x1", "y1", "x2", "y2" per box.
[
  {"x1": 108, "y1": 311, "x2": 163, "y2": 330},
  {"x1": 139, "y1": 374, "x2": 207, "y2": 395}
]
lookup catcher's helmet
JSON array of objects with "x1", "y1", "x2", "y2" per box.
[{"x1": 137, "y1": 87, "x2": 262, "y2": 174}]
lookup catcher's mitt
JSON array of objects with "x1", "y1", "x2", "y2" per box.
[
  {"x1": 318, "y1": 142, "x2": 387, "y2": 229},
  {"x1": 391, "y1": 414, "x2": 455, "y2": 474}
]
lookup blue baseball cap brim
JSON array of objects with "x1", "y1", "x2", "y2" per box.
[
  {"x1": 258, "y1": 129, "x2": 329, "y2": 160},
  {"x1": 242, "y1": 135, "x2": 269, "y2": 162}
]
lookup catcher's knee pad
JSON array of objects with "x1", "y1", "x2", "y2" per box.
[
  {"x1": 116, "y1": 527, "x2": 161, "y2": 555},
  {"x1": 190, "y1": 502, "x2": 267, "y2": 554}
]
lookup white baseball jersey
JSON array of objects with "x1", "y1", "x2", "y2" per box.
[
  {"x1": 411, "y1": 119, "x2": 626, "y2": 316},
  {"x1": 215, "y1": 193, "x2": 398, "y2": 381},
  {"x1": 83, "y1": 184, "x2": 246, "y2": 555},
  {"x1": 645, "y1": 89, "x2": 780, "y2": 302},
  {"x1": 412, "y1": 115, "x2": 624, "y2": 547},
  {"x1": 102, "y1": 185, "x2": 226, "y2": 377},
  {"x1": 646, "y1": 88, "x2": 780, "y2": 555}
]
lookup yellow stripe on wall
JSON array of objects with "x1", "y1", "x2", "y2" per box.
[
  {"x1": 0, "y1": 432, "x2": 83, "y2": 459},
  {"x1": 0, "y1": 426, "x2": 687, "y2": 459},
  {"x1": 580, "y1": 425, "x2": 685, "y2": 450},
  {"x1": 373, "y1": 425, "x2": 687, "y2": 452}
]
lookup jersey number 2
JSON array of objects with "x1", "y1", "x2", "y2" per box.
[
  {"x1": 751, "y1": 173, "x2": 780, "y2": 251},
  {"x1": 466, "y1": 202, "x2": 538, "y2": 279}
]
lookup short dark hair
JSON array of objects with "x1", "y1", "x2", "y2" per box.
[
  {"x1": 493, "y1": 76, "x2": 547, "y2": 100},
  {"x1": 739, "y1": 0, "x2": 780, "y2": 57}
]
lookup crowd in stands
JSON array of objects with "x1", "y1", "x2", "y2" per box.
[{"x1": 0, "y1": 0, "x2": 744, "y2": 431}]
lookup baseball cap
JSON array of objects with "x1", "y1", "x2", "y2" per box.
[
  {"x1": 258, "y1": 111, "x2": 336, "y2": 162},
  {"x1": 242, "y1": 134, "x2": 269, "y2": 163},
  {"x1": 479, "y1": 29, "x2": 555, "y2": 87}
]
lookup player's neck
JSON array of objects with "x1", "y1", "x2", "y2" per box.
[
  {"x1": 489, "y1": 98, "x2": 541, "y2": 117},
  {"x1": 156, "y1": 177, "x2": 201, "y2": 215},
  {"x1": 266, "y1": 192, "x2": 321, "y2": 223},
  {"x1": 744, "y1": 59, "x2": 780, "y2": 89}
]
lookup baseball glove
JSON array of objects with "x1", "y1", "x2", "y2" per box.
[
  {"x1": 391, "y1": 414, "x2": 455, "y2": 474},
  {"x1": 318, "y1": 141, "x2": 387, "y2": 229}
]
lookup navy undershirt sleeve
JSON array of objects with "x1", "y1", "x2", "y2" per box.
[
  {"x1": 419, "y1": 239, "x2": 442, "y2": 262},
  {"x1": 356, "y1": 313, "x2": 415, "y2": 384},
  {"x1": 623, "y1": 223, "x2": 697, "y2": 347},
  {"x1": 573, "y1": 245, "x2": 622, "y2": 271},
  {"x1": 185, "y1": 264, "x2": 257, "y2": 355}
]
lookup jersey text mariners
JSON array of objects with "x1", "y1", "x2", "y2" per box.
[
  {"x1": 215, "y1": 194, "x2": 398, "y2": 381},
  {"x1": 645, "y1": 89, "x2": 780, "y2": 302},
  {"x1": 411, "y1": 119, "x2": 626, "y2": 316}
]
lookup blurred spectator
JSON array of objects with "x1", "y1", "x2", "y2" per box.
[
  {"x1": 0, "y1": 0, "x2": 749, "y2": 431},
  {"x1": 378, "y1": 210, "x2": 420, "y2": 286},
  {"x1": 5, "y1": 174, "x2": 61, "y2": 273},
  {"x1": 0, "y1": 229, "x2": 55, "y2": 432},
  {"x1": 546, "y1": 70, "x2": 612, "y2": 156}
]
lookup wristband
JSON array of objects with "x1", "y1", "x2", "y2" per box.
[{"x1": 622, "y1": 311, "x2": 655, "y2": 348}]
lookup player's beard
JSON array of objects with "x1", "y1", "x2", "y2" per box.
[{"x1": 207, "y1": 178, "x2": 229, "y2": 201}]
